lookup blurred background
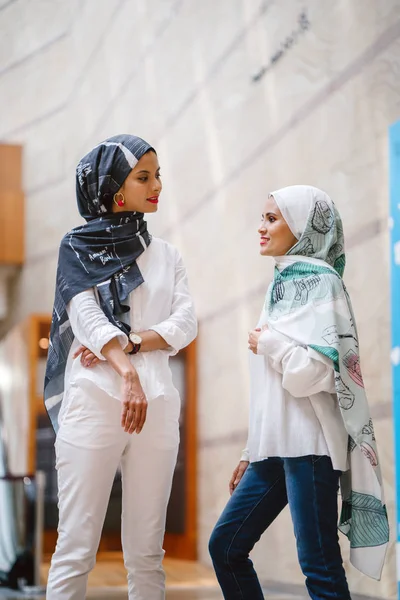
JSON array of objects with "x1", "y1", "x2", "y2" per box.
[{"x1": 0, "y1": 0, "x2": 400, "y2": 598}]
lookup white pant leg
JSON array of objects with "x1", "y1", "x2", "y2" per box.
[
  {"x1": 121, "y1": 394, "x2": 180, "y2": 600},
  {"x1": 46, "y1": 382, "x2": 127, "y2": 600}
]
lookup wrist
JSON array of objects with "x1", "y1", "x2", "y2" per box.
[
  {"x1": 128, "y1": 332, "x2": 142, "y2": 355},
  {"x1": 138, "y1": 331, "x2": 149, "y2": 352},
  {"x1": 121, "y1": 367, "x2": 139, "y2": 381},
  {"x1": 125, "y1": 341, "x2": 134, "y2": 354}
]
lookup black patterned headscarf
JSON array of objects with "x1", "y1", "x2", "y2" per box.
[{"x1": 44, "y1": 134, "x2": 155, "y2": 431}]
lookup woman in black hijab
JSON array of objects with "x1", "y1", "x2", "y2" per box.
[{"x1": 45, "y1": 135, "x2": 197, "y2": 599}]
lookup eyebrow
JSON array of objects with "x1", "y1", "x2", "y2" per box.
[
  {"x1": 262, "y1": 212, "x2": 277, "y2": 217},
  {"x1": 136, "y1": 168, "x2": 161, "y2": 174}
]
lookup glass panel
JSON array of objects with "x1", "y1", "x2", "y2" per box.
[{"x1": 36, "y1": 415, "x2": 57, "y2": 531}]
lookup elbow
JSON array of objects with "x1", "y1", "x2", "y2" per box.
[
  {"x1": 283, "y1": 384, "x2": 307, "y2": 399},
  {"x1": 180, "y1": 307, "x2": 198, "y2": 347},
  {"x1": 282, "y1": 375, "x2": 310, "y2": 399},
  {"x1": 188, "y1": 317, "x2": 198, "y2": 345},
  {"x1": 282, "y1": 375, "x2": 331, "y2": 398},
  {"x1": 177, "y1": 321, "x2": 197, "y2": 351}
]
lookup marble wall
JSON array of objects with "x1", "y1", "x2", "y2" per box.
[{"x1": 1, "y1": 0, "x2": 400, "y2": 596}]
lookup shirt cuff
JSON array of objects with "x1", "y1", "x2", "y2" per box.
[
  {"x1": 149, "y1": 323, "x2": 186, "y2": 356},
  {"x1": 257, "y1": 329, "x2": 296, "y2": 374},
  {"x1": 257, "y1": 329, "x2": 291, "y2": 357},
  {"x1": 90, "y1": 327, "x2": 128, "y2": 360},
  {"x1": 240, "y1": 448, "x2": 250, "y2": 462}
]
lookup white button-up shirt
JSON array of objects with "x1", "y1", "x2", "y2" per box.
[
  {"x1": 241, "y1": 257, "x2": 348, "y2": 472},
  {"x1": 241, "y1": 327, "x2": 348, "y2": 472},
  {"x1": 62, "y1": 238, "x2": 197, "y2": 412}
]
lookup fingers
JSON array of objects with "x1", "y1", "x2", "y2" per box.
[
  {"x1": 126, "y1": 400, "x2": 147, "y2": 434},
  {"x1": 129, "y1": 396, "x2": 147, "y2": 434},
  {"x1": 135, "y1": 400, "x2": 147, "y2": 433},
  {"x1": 121, "y1": 401, "x2": 129, "y2": 429},
  {"x1": 248, "y1": 331, "x2": 258, "y2": 354},
  {"x1": 85, "y1": 355, "x2": 99, "y2": 367},
  {"x1": 124, "y1": 406, "x2": 137, "y2": 433},
  {"x1": 72, "y1": 345, "x2": 99, "y2": 367},
  {"x1": 72, "y1": 345, "x2": 85, "y2": 359},
  {"x1": 230, "y1": 462, "x2": 249, "y2": 495},
  {"x1": 229, "y1": 467, "x2": 239, "y2": 495},
  {"x1": 81, "y1": 349, "x2": 91, "y2": 365},
  {"x1": 122, "y1": 396, "x2": 147, "y2": 434},
  {"x1": 233, "y1": 471, "x2": 243, "y2": 489},
  {"x1": 87, "y1": 357, "x2": 100, "y2": 368},
  {"x1": 79, "y1": 349, "x2": 98, "y2": 368},
  {"x1": 127, "y1": 407, "x2": 138, "y2": 434},
  {"x1": 120, "y1": 375, "x2": 148, "y2": 434}
]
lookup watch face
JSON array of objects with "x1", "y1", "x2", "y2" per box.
[{"x1": 129, "y1": 333, "x2": 142, "y2": 345}]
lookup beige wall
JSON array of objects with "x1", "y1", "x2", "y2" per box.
[{"x1": 1, "y1": 0, "x2": 400, "y2": 596}]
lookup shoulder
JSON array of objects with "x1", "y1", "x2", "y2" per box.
[
  {"x1": 150, "y1": 237, "x2": 183, "y2": 262},
  {"x1": 273, "y1": 261, "x2": 346, "y2": 308}
]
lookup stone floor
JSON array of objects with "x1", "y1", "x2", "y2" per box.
[
  {"x1": 0, "y1": 594, "x2": 304, "y2": 599},
  {"x1": 0, "y1": 557, "x2": 310, "y2": 599},
  {"x1": 0, "y1": 585, "x2": 308, "y2": 599}
]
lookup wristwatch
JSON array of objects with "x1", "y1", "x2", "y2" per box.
[{"x1": 128, "y1": 332, "x2": 142, "y2": 355}]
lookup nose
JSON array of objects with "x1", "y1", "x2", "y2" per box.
[
  {"x1": 154, "y1": 177, "x2": 162, "y2": 193},
  {"x1": 258, "y1": 220, "x2": 267, "y2": 235}
]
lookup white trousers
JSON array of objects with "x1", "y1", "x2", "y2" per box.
[{"x1": 46, "y1": 380, "x2": 180, "y2": 600}]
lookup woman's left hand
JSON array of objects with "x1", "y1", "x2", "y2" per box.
[
  {"x1": 73, "y1": 345, "x2": 100, "y2": 368},
  {"x1": 248, "y1": 328, "x2": 262, "y2": 354}
]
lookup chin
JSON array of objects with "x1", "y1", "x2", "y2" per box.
[
  {"x1": 260, "y1": 246, "x2": 273, "y2": 256},
  {"x1": 143, "y1": 204, "x2": 159, "y2": 214}
]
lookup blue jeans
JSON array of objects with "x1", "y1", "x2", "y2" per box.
[{"x1": 209, "y1": 456, "x2": 351, "y2": 599}]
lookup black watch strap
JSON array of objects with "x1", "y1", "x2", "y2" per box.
[{"x1": 128, "y1": 341, "x2": 141, "y2": 355}]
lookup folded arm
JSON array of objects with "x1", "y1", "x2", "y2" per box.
[{"x1": 257, "y1": 329, "x2": 336, "y2": 397}]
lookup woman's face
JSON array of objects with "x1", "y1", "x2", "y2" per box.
[
  {"x1": 258, "y1": 195, "x2": 298, "y2": 256},
  {"x1": 113, "y1": 150, "x2": 162, "y2": 214}
]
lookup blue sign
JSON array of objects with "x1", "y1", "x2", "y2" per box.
[{"x1": 390, "y1": 119, "x2": 400, "y2": 596}]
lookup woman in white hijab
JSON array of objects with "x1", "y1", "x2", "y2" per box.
[{"x1": 209, "y1": 186, "x2": 388, "y2": 600}]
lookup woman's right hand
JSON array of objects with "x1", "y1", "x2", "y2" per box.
[
  {"x1": 229, "y1": 461, "x2": 249, "y2": 495},
  {"x1": 120, "y1": 371, "x2": 148, "y2": 434},
  {"x1": 98, "y1": 337, "x2": 147, "y2": 434}
]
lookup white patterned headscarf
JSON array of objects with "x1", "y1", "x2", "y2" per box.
[
  {"x1": 266, "y1": 185, "x2": 388, "y2": 580},
  {"x1": 270, "y1": 185, "x2": 346, "y2": 275}
]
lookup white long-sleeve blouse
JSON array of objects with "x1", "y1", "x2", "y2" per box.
[
  {"x1": 241, "y1": 278, "x2": 348, "y2": 472},
  {"x1": 60, "y1": 237, "x2": 197, "y2": 419}
]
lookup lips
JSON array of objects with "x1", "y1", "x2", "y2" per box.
[
  {"x1": 260, "y1": 237, "x2": 270, "y2": 245},
  {"x1": 147, "y1": 196, "x2": 159, "y2": 204}
]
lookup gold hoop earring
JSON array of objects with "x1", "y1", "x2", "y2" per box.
[{"x1": 113, "y1": 192, "x2": 126, "y2": 207}]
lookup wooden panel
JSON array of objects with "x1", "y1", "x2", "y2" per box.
[
  {"x1": 0, "y1": 144, "x2": 22, "y2": 191},
  {"x1": 0, "y1": 144, "x2": 24, "y2": 265},
  {"x1": 0, "y1": 190, "x2": 25, "y2": 264},
  {"x1": 164, "y1": 339, "x2": 198, "y2": 559}
]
